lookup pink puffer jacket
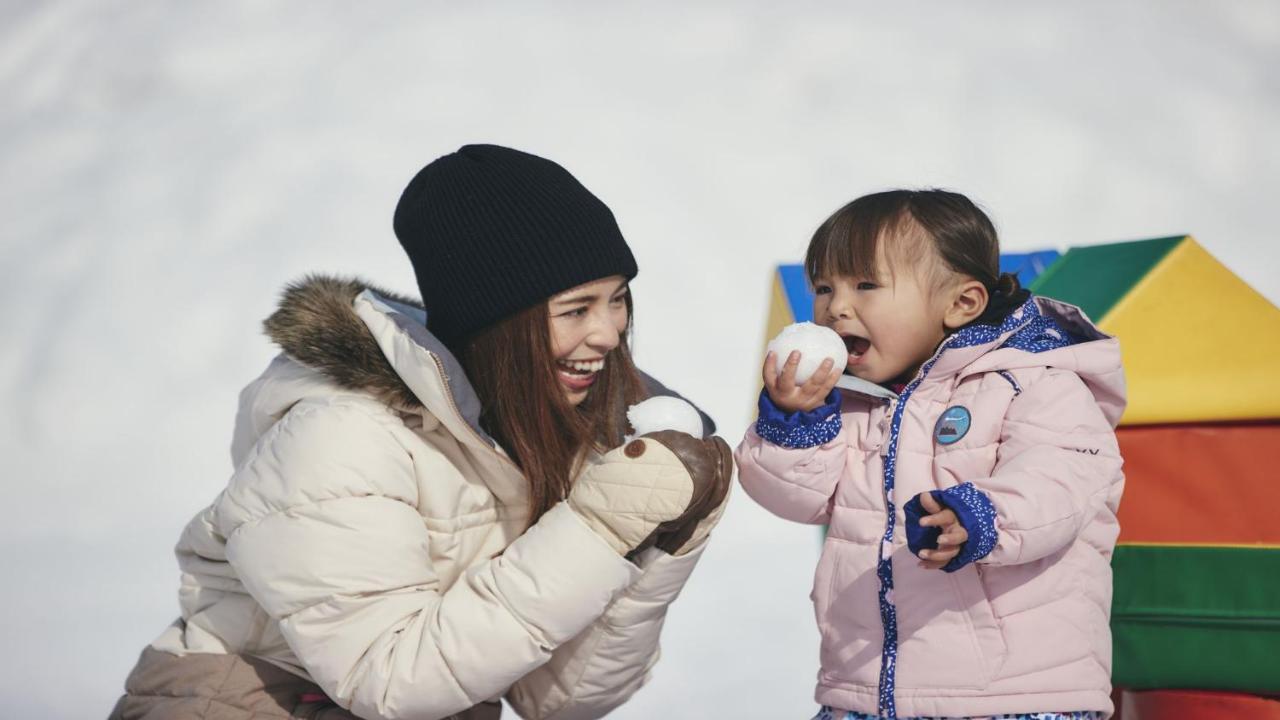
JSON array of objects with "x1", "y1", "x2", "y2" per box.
[{"x1": 736, "y1": 297, "x2": 1125, "y2": 718}]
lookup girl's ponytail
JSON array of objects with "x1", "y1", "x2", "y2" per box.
[{"x1": 973, "y1": 272, "x2": 1030, "y2": 326}]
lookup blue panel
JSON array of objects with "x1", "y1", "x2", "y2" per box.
[
  {"x1": 777, "y1": 250, "x2": 1060, "y2": 325},
  {"x1": 778, "y1": 264, "x2": 815, "y2": 323},
  {"x1": 999, "y1": 250, "x2": 1061, "y2": 288}
]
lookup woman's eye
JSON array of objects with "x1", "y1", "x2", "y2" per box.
[
  {"x1": 856, "y1": 282, "x2": 878, "y2": 291},
  {"x1": 610, "y1": 293, "x2": 628, "y2": 305},
  {"x1": 564, "y1": 307, "x2": 588, "y2": 318},
  {"x1": 814, "y1": 285, "x2": 832, "y2": 295}
]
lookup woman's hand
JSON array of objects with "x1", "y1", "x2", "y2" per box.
[
  {"x1": 763, "y1": 350, "x2": 840, "y2": 413},
  {"x1": 567, "y1": 435, "x2": 698, "y2": 556},
  {"x1": 567, "y1": 430, "x2": 735, "y2": 558},
  {"x1": 643, "y1": 431, "x2": 733, "y2": 557}
]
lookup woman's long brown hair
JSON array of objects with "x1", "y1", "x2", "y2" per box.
[{"x1": 458, "y1": 296, "x2": 646, "y2": 526}]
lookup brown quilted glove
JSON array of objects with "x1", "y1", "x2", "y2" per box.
[
  {"x1": 567, "y1": 435, "x2": 696, "y2": 556},
  {"x1": 633, "y1": 431, "x2": 734, "y2": 557}
]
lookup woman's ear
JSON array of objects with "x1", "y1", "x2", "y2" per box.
[{"x1": 943, "y1": 279, "x2": 989, "y2": 330}]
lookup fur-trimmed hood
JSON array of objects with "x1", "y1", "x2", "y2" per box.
[
  {"x1": 263, "y1": 275, "x2": 429, "y2": 411},
  {"x1": 230, "y1": 274, "x2": 503, "y2": 465}
]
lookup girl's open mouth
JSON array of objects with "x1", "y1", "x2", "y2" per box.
[{"x1": 843, "y1": 335, "x2": 871, "y2": 364}]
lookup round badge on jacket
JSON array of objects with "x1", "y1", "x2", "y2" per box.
[{"x1": 934, "y1": 406, "x2": 972, "y2": 445}]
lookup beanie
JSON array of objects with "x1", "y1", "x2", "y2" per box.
[{"x1": 392, "y1": 144, "x2": 638, "y2": 348}]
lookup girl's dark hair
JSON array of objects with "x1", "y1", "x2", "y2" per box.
[
  {"x1": 458, "y1": 296, "x2": 646, "y2": 527},
  {"x1": 804, "y1": 189, "x2": 1027, "y2": 325}
]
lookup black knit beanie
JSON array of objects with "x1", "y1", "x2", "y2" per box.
[{"x1": 392, "y1": 144, "x2": 638, "y2": 349}]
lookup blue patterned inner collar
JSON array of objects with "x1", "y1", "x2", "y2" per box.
[{"x1": 939, "y1": 296, "x2": 1076, "y2": 357}]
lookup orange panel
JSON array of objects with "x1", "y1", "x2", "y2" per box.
[
  {"x1": 1121, "y1": 689, "x2": 1280, "y2": 720},
  {"x1": 1116, "y1": 423, "x2": 1280, "y2": 545}
]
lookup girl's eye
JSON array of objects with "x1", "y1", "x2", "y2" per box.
[
  {"x1": 814, "y1": 285, "x2": 832, "y2": 295},
  {"x1": 856, "y1": 282, "x2": 878, "y2": 291},
  {"x1": 610, "y1": 293, "x2": 629, "y2": 305},
  {"x1": 564, "y1": 307, "x2": 589, "y2": 318}
]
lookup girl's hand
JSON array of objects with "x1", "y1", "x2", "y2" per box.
[
  {"x1": 763, "y1": 350, "x2": 840, "y2": 414},
  {"x1": 916, "y1": 492, "x2": 969, "y2": 570}
]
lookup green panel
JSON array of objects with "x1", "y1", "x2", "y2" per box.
[
  {"x1": 1029, "y1": 236, "x2": 1185, "y2": 321},
  {"x1": 1111, "y1": 545, "x2": 1280, "y2": 692}
]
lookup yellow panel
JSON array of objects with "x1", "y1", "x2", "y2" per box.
[
  {"x1": 746, "y1": 271, "x2": 798, "y2": 419},
  {"x1": 764, "y1": 269, "x2": 795, "y2": 356},
  {"x1": 1101, "y1": 237, "x2": 1280, "y2": 424}
]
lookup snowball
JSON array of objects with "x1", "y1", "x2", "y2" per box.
[
  {"x1": 627, "y1": 396, "x2": 705, "y2": 438},
  {"x1": 767, "y1": 322, "x2": 847, "y2": 383}
]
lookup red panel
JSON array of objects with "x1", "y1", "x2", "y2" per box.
[
  {"x1": 1121, "y1": 689, "x2": 1280, "y2": 719},
  {"x1": 1116, "y1": 422, "x2": 1280, "y2": 545}
]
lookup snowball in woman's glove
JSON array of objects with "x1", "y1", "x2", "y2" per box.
[{"x1": 627, "y1": 396, "x2": 704, "y2": 438}]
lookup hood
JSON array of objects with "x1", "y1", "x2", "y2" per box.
[
  {"x1": 231, "y1": 275, "x2": 498, "y2": 466},
  {"x1": 263, "y1": 275, "x2": 431, "y2": 411},
  {"x1": 953, "y1": 296, "x2": 1128, "y2": 427},
  {"x1": 255, "y1": 275, "x2": 513, "y2": 459}
]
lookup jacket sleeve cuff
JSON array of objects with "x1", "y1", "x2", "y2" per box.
[
  {"x1": 903, "y1": 483, "x2": 999, "y2": 573},
  {"x1": 603, "y1": 543, "x2": 705, "y2": 627},
  {"x1": 753, "y1": 388, "x2": 842, "y2": 449}
]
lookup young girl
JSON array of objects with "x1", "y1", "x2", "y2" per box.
[{"x1": 736, "y1": 190, "x2": 1125, "y2": 720}]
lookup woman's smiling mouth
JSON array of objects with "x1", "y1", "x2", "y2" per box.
[{"x1": 556, "y1": 358, "x2": 605, "y2": 390}]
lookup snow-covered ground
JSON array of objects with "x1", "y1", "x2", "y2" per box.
[{"x1": 2, "y1": 2, "x2": 1277, "y2": 717}]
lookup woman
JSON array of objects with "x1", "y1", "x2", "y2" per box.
[{"x1": 110, "y1": 144, "x2": 733, "y2": 720}]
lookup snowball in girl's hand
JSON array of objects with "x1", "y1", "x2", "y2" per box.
[
  {"x1": 767, "y1": 322, "x2": 847, "y2": 383},
  {"x1": 627, "y1": 396, "x2": 705, "y2": 438}
]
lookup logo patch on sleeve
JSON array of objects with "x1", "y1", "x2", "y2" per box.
[{"x1": 934, "y1": 406, "x2": 972, "y2": 445}]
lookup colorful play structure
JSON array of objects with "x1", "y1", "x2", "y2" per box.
[{"x1": 763, "y1": 236, "x2": 1280, "y2": 718}]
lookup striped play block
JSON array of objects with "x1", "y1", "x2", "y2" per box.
[{"x1": 1033, "y1": 236, "x2": 1280, "y2": 692}]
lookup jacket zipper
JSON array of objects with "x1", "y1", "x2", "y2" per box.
[
  {"x1": 871, "y1": 308, "x2": 1039, "y2": 717},
  {"x1": 427, "y1": 353, "x2": 521, "y2": 473}
]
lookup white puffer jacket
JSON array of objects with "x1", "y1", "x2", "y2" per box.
[{"x1": 150, "y1": 276, "x2": 714, "y2": 720}]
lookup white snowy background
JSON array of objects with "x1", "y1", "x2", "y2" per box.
[{"x1": 3, "y1": 2, "x2": 1278, "y2": 717}]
